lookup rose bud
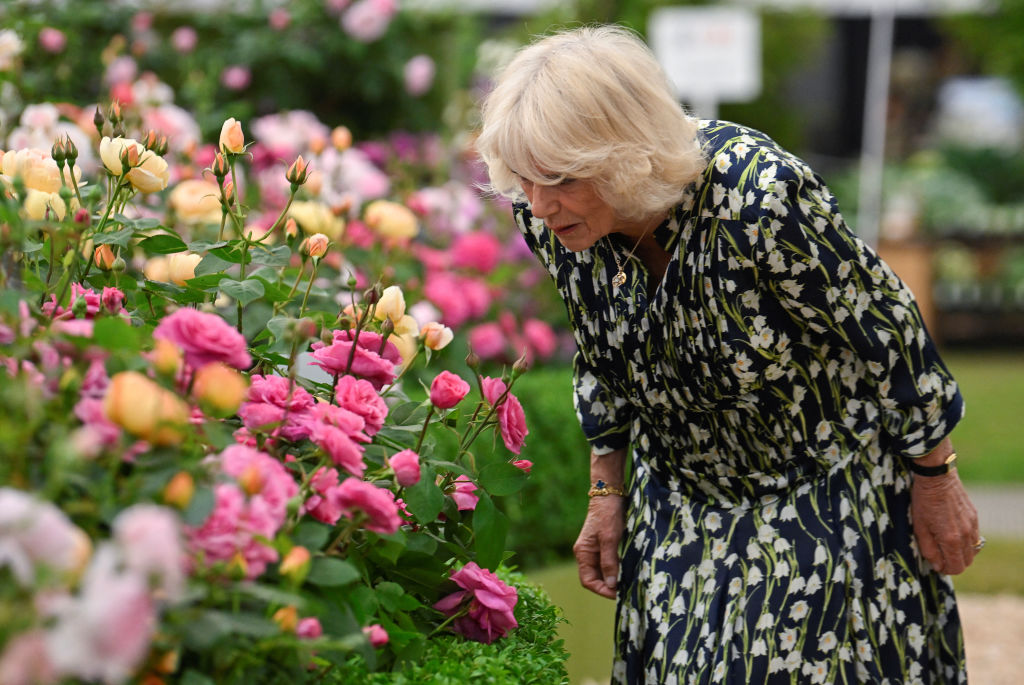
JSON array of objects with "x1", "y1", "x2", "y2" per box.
[
  {"x1": 219, "y1": 117, "x2": 245, "y2": 154},
  {"x1": 279, "y1": 546, "x2": 312, "y2": 584},
  {"x1": 301, "y1": 232, "x2": 329, "y2": 258},
  {"x1": 420, "y1": 321, "x2": 454, "y2": 351},
  {"x1": 193, "y1": 362, "x2": 249, "y2": 417},
  {"x1": 162, "y1": 472, "x2": 195, "y2": 509},
  {"x1": 273, "y1": 606, "x2": 299, "y2": 633}
]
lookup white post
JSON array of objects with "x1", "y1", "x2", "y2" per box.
[{"x1": 856, "y1": 7, "x2": 895, "y2": 248}]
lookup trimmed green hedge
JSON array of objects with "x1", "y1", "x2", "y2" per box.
[{"x1": 329, "y1": 572, "x2": 569, "y2": 684}]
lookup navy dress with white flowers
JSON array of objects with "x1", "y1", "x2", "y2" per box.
[{"x1": 514, "y1": 121, "x2": 966, "y2": 684}]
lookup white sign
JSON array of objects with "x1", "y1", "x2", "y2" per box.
[
  {"x1": 648, "y1": 7, "x2": 762, "y2": 104},
  {"x1": 731, "y1": 0, "x2": 990, "y2": 15}
]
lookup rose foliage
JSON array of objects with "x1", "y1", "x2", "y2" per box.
[{"x1": 0, "y1": 103, "x2": 549, "y2": 684}]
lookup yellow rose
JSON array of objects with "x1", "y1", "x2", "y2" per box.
[
  {"x1": 167, "y1": 252, "x2": 203, "y2": 286},
  {"x1": 169, "y1": 179, "x2": 222, "y2": 224},
  {"x1": 374, "y1": 285, "x2": 406, "y2": 323},
  {"x1": 391, "y1": 330, "x2": 419, "y2": 369},
  {"x1": 99, "y1": 137, "x2": 169, "y2": 193},
  {"x1": 219, "y1": 118, "x2": 245, "y2": 154},
  {"x1": 143, "y1": 256, "x2": 171, "y2": 283},
  {"x1": 364, "y1": 200, "x2": 418, "y2": 242},
  {"x1": 192, "y1": 362, "x2": 249, "y2": 416},
  {"x1": 420, "y1": 321, "x2": 454, "y2": 350},
  {"x1": 103, "y1": 371, "x2": 190, "y2": 446},
  {"x1": 287, "y1": 201, "x2": 344, "y2": 241},
  {"x1": 23, "y1": 189, "x2": 73, "y2": 220}
]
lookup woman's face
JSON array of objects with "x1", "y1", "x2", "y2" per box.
[{"x1": 518, "y1": 176, "x2": 618, "y2": 252}]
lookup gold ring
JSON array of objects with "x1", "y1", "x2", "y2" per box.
[{"x1": 973, "y1": 537, "x2": 986, "y2": 552}]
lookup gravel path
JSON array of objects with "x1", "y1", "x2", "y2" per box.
[{"x1": 961, "y1": 593, "x2": 1024, "y2": 683}]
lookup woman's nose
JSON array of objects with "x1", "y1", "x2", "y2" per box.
[{"x1": 529, "y1": 184, "x2": 558, "y2": 218}]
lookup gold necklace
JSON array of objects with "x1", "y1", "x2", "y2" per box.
[{"x1": 608, "y1": 224, "x2": 654, "y2": 288}]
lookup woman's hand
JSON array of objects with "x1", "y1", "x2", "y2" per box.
[
  {"x1": 573, "y1": 494, "x2": 626, "y2": 599},
  {"x1": 911, "y1": 469, "x2": 980, "y2": 575}
]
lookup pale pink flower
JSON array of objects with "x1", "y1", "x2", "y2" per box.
[
  {"x1": 0, "y1": 630, "x2": 57, "y2": 685},
  {"x1": 220, "y1": 65, "x2": 252, "y2": 91},
  {"x1": 468, "y1": 323, "x2": 506, "y2": 361},
  {"x1": 104, "y1": 55, "x2": 137, "y2": 85},
  {"x1": 341, "y1": 0, "x2": 397, "y2": 43},
  {"x1": 0, "y1": 322, "x2": 14, "y2": 345},
  {"x1": 433, "y1": 562, "x2": 518, "y2": 644},
  {"x1": 239, "y1": 374, "x2": 315, "y2": 442},
  {"x1": 220, "y1": 445, "x2": 299, "y2": 527},
  {"x1": 481, "y1": 377, "x2": 528, "y2": 455},
  {"x1": 451, "y1": 232, "x2": 501, "y2": 274},
  {"x1": 332, "y1": 479, "x2": 401, "y2": 534},
  {"x1": 0, "y1": 488, "x2": 90, "y2": 586},
  {"x1": 310, "y1": 329, "x2": 400, "y2": 390},
  {"x1": 269, "y1": 8, "x2": 291, "y2": 30},
  {"x1": 186, "y1": 483, "x2": 278, "y2": 578},
  {"x1": 429, "y1": 370, "x2": 470, "y2": 410},
  {"x1": 153, "y1": 308, "x2": 251, "y2": 371},
  {"x1": 141, "y1": 104, "x2": 201, "y2": 153},
  {"x1": 403, "y1": 55, "x2": 435, "y2": 97},
  {"x1": 170, "y1": 26, "x2": 198, "y2": 53},
  {"x1": 297, "y1": 617, "x2": 323, "y2": 639},
  {"x1": 363, "y1": 623, "x2": 388, "y2": 646},
  {"x1": 303, "y1": 467, "x2": 343, "y2": 525},
  {"x1": 450, "y1": 475, "x2": 479, "y2": 511},
  {"x1": 112, "y1": 505, "x2": 185, "y2": 601},
  {"x1": 334, "y1": 374, "x2": 387, "y2": 435},
  {"x1": 38, "y1": 28, "x2": 66, "y2": 54},
  {"x1": 46, "y1": 546, "x2": 156, "y2": 684},
  {"x1": 523, "y1": 318, "x2": 558, "y2": 359},
  {"x1": 305, "y1": 402, "x2": 369, "y2": 478},
  {"x1": 389, "y1": 450, "x2": 421, "y2": 487},
  {"x1": 72, "y1": 397, "x2": 122, "y2": 455}
]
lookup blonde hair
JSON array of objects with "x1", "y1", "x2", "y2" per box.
[{"x1": 476, "y1": 25, "x2": 706, "y2": 221}]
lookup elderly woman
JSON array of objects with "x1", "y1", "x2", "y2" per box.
[{"x1": 476, "y1": 25, "x2": 981, "y2": 684}]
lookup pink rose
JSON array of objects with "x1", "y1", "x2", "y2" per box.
[
  {"x1": 0, "y1": 630, "x2": 57, "y2": 685},
  {"x1": 481, "y1": 377, "x2": 528, "y2": 455},
  {"x1": 363, "y1": 623, "x2": 389, "y2": 647},
  {"x1": 451, "y1": 232, "x2": 502, "y2": 274},
  {"x1": 334, "y1": 374, "x2": 387, "y2": 435},
  {"x1": 239, "y1": 374, "x2": 314, "y2": 442},
  {"x1": 38, "y1": 27, "x2": 66, "y2": 54},
  {"x1": 468, "y1": 323, "x2": 505, "y2": 361},
  {"x1": 153, "y1": 308, "x2": 251, "y2": 371},
  {"x1": 332, "y1": 479, "x2": 401, "y2": 534},
  {"x1": 0, "y1": 488, "x2": 89, "y2": 586},
  {"x1": 220, "y1": 445, "x2": 299, "y2": 526},
  {"x1": 112, "y1": 505, "x2": 185, "y2": 601},
  {"x1": 186, "y1": 483, "x2": 278, "y2": 578},
  {"x1": 305, "y1": 403, "x2": 369, "y2": 478},
  {"x1": 429, "y1": 370, "x2": 470, "y2": 410},
  {"x1": 170, "y1": 26, "x2": 198, "y2": 53},
  {"x1": 341, "y1": 0, "x2": 397, "y2": 43},
  {"x1": 310, "y1": 329, "x2": 401, "y2": 390},
  {"x1": 220, "y1": 65, "x2": 252, "y2": 91},
  {"x1": 269, "y1": 8, "x2": 291, "y2": 30},
  {"x1": 432, "y1": 562, "x2": 518, "y2": 644},
  {"x1": 403, "y1": 55, "x2": 435, "y2": 97},
  {"x1": 523, "y1": 319, "x2": 558, "y2": 360},
  {"x1": 512, "y1": 459, "x2": 533, "y2": 474},
  {"x1": 389, "y1": 449, "x2": 421, "y2": 487},
  {"x1": 450, "y1": 475, "x2": 478, "y2": 511},
  {"x1": 297, "y1": 617, "x2": 323, "y2": 639},
  {"x1": 303, "y1": 467, "x2": 342, "y2": 525},
  {"x1": 101, "y1": 287, "x2": 126, "y2": 315}
]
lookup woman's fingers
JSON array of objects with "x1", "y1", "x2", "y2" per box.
[{"x1": 910, "y1": 470, "x2": 981, "y2": 576}]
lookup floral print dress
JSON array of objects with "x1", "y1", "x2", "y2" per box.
[{"x1": 514, "y1": 121, "x2": 967, "y2": 684}]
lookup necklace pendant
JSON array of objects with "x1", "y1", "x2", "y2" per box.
[{"x1": 611, "y1": 270, "x2": 627, "y2": 288}]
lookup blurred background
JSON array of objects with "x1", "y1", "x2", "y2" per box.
[{"x1": 2, "y1": 0, "x2": 1021, "y2": 682}]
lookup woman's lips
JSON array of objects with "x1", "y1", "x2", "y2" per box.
[{"x1": 550, "y1": 223, "x2": 578, "y2": 235}]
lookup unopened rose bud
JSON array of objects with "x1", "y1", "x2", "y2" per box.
[
  {"x1": 142, "y1": 130, "x2": 159, "y2": 150},
  {"x1": 374, "y1": 285, "x2": 406, "y2": 324},
  {"x1": 279, "y1": 546, "x2": 311, "y2": 584},
  {"x1": 465, "y1": 349, "x2": 481, "y2": 370},
  {"x1": 108, "y1": 100, "x2": 122, "y2": 124},
  {"x1": 93, "y1": 107, "x2": 105, "y2": 134},
  {"x1": 302, "y1": 232, "x2": 329, "y2": 258},
  {"x1": 222, "y1": 181, "x2": 235, "y2": 207},
  {"x1": 162, "y1": 472, "x2": 194, "y2": 509},
  {"x1": 379, "y1": 317, "x2": 395, "y2": 338},
  {"x1": 193, "y1": 362, "x2": 249, "y2": 417},
  {"x1": 291, "y1": 318, "x2": 318, "y2": 341},
  {"x1": 285, "y1": 155, "x2": 309, "y2": 186},
  {"x1": 72, "y1": 295, "x2": 88, "y2": 318},
  {"x1": 119, "y1": 146, "x2": 138, "y2": 174},
  {"x1": 51, "y1": 138, "x2": 67, "y2": 165},
  {"x1": 273, "y1": 606, "x2": 298, "y2": 633},
  {"x1": 154, "y1": 134, "x2": 169, "y2": 157},
  {"x1": 112, "y1": 121, "x2": 127, "y2": 138},
  {"x1": 420, "y1": 321, "x2": 454, "y2": 351},
  {"x1": 331, "y1": 126, "x2": 352, "y2": 151},
  {"x1": 112, "y1": 255, "x2": 127, "y2": 272},
  {"x1": 512, "y1": 350, "x2": 530, "y2": 378},
  {"x1": 211, "y1": 152, "x2": 229, "y2": 179},
  {"x1": 94, "y1": 245, "x2": 116, "y2": 270},
  {"x1": 363, "y1": 285, "x2": 380, "y2": 305},
  {"x1": 63, "y1": 135, "x2": 78, "y2": 163},
  {"x1": 284, "y1": 217, "x2": 298, "y2": 238},
  {"x1": 219, "y1": 117, "x2": 245, "y2": 155},
  {"x1": 74, "y1": 207, "x2": 91, "y2": 227}
]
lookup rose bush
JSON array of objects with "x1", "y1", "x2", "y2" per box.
[{"x1": 0, "y1": 102, "x2": 565, "y2": 683}]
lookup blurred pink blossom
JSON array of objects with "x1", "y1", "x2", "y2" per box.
[
  {"x1": 186, "y1": 483, "x2": 279, "y2": 578},
  {"x1": 451, "y1": 232, "x2": 502, "y2": 274},
  {"x1": 220, "y1": 444, "x2": 300, "y2": 527},
  {"x1": 450, "y1": 475, "x2": 478, "y2": 511},
  {"x1": 104, "y1": 55, "x2": 137, "y2": 85},
  {"x1": 304, "y1": 466, "x2": 343, "y2": 525},
  {"x1": 468, "y1": 323, "x2": 505, "y2": 361},
  {"x1": 332, "y1": 478, "x2": 401, "y2": 534},
  {"x1": 326, "y1": 0, "x2": 353, "y2": 14},
  {"x1": 142, "y1": 104, "x2": 201, "y2": 153},
  {"x1": 251, "y1": 110, "x2": 330, "y2": 160},
  {"x1": 423, "y1": 273, "x2": 491, "y2": 329},
  {"x1": 131, "y1": 12, "x2": 154, "y2": 33},
  {"x1": 220, "y1": 65, "x2": 251, "y2": 91},
  {"x1": 523, "y1": 318, "x2": 558, "y2": 360},
  {"x1": 513, "y1": 459, "x2": 533, "y2": 474},
  {"x1": 334, "y1": 374, "x2": 388, "y2": 436},
  {"x1": 341, "y1": 0, "x2": 398, "y2": 43},
  {"x1": 297, "y1": 617, "x2": 323, "y2": 639},
  {"x1": 403, "y1": 55, "x2": 435, "y2": 97},
  {"x1": 131, "y1": 72, "x2": 174, "y2": 107},
  {"x1": 171, "y1": 26, "x2": 198, "y2": 53},
  {"x1": 0, "y1": 488, "x2": 89, "y2": 586},
  {"x1": 112, "y1": 505, "x2": 185, "y2": 601},
  {"x1": 38, "y1": 28, "x2": 66, "y2": 54},
  {"x1": 0, "y1": 630, "x2": 57, "y2": 685},
  {"x1": 363, "y1": 623, "x2": 388, "y2": 646},
  {"x1": 269, "y1": 8, "x2": 291, "y2": 30},
  {"x1": 305, "y1": 402, "x2": 369, "y2": 478}
]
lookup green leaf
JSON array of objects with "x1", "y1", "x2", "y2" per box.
[
  {"x1": 184, "y1": 273, "x2": 227, "y2": 290},
  {"x1": 194, "y1": 253, "x2": 234, "y2": 277},
  {"x1": 251, "y1": 243, "x2": 292, "y2": 267},
  {"x1": 182, "y1": 486, "x2": 215, "y2": 527},
  {"x1": 389, "y1": 400, "x2": 430, "y2": 427},
  {"x1": 188, "y1": 240, "x2": 228, "y2": 252},
  {"x1": 137, "y1": 234, "x2": 188, "y2": 255},
  {"x1": 21, "y1": 238, "x2": 44, "y2": 254},
  {"x1": 202, "y1": 420, "x2": 235, "y2": 450},
  {"x1": 220, "y1": 278, "x2": 264, "y2": 306},
  {"x1": 181, "y1": 670, "x2": 216, "y2": 685},
  {"x1": 307, "y1": 557, "x2": 360, "y2": 587},
  {"x1": 91, "y1": 317, "x2": 141, "y2": 352},
  {"x1": 183, "y1": 610, "x2": 278, "y2": 649},
  {"x1": 252, "y1": 275, "x2": 293, "y2": 303},
  {"x1": 472, "y1": 493, "x2": 508, "y2": 571},
  {"x1": 404, "y1": 467, "x2": 444, "y2": 524},
  {"x1": 92, "y1": 227, "x2": 135, "y2": 248},
  {"x1": 211, "y1": 242, "x2": 250, "y2": 264},
  {"x1": 478, "y1": 461, "x2": 528, "y2": 496},
  {"x1": 293, "y1": 521, "x2": 331, "y2": 550},
  {"x1": 372, "y1": 529, "x2": 406, "y2": 564}
]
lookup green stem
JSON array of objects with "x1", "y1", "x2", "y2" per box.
[
  {"x1": 298, "y1": 259, "x2": 318, "y2": 318},
  {"x1": 415, "y1": 405, "x2": 434, "y2": 453}
]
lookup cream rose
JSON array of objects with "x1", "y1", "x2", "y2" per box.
[
  {"x1": 169, "y1": 179, "x2": 222, "y2": 224},
  {"x1": 420, "y1": 321, "x2": 454, "y2": 350},
  {"x1": 23, "y1": 189, "x2": 74, "y2": 221},
  {"x1": 1, "y1": 148, "x2": 79, "y2": 193},
  {"x1": 287, "y1": 201, "x2": 344, "y2": 241},
  {"x1": 167, "y1": 252, "x2": 203, "y2": 286},
  {"x1": 99, "y1": 137, "x2": 169, "y2": 193},
  {"x1": 219, "y1": 118, "x2": 245, "y2": 154},
  {"x1": 375, "y1": 285, "x2": 406, "y2": 323},
  {"x1": 364, "y1": 200, "x2": 418, "y2": 241}
]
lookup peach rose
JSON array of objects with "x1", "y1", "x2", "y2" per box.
[
  {"x1": 420, "y1": 321, "x2": 453, "y2": 351},
  {"x1": 22, "y1": 189, "x2": 73, "y2": 221},
  {"x1": 364, "y1": 200, "x2": 418, "y2": 241},
  {"x1": 167, "y1": 252, "x2": 202, "y2": 286},
  {"x1": 169, "y1": 178, "x2": 222, "y2": 224},
  {"x1": 287, "y1": 201, "x2": 344, "y2": 241},
  {"x1": 302, "y1": 232, "x2": 329, "y2": 258},
  {"x1": 1, "y1": 148, "x2": 79, "y2": 193},
  {"x1": 192, "y1": 362, "x2": 249, "y2": 416},
  {"x1": 143, "y1": 256, "x2": 171, "y2": 283},
  {"x1": 103, "y1": 371, "x2": 190, "y2": 445},
  {"x1": 219, "y1": 118, "x2": 245, "y2": 154},
  {"x1": 98, "y1": 137, "x2": 169, "y2": 193}
]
